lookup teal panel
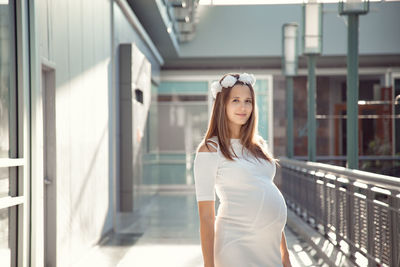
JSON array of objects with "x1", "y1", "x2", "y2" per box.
[
  {"x1": 253, "y1": 80, "x2": 269, "y2": 141},
  {"x1": 143, "y1": 163, "x2": 160, "y2": 184},
  {"x1": 158, "y1": 164, "x2": 187, "y2": 184},
  {"x1": 143, "y1": 153, "x2": 192, "y2": 185},
  {"x1": 158, "y1": 153, "x2": 187, "y2": 161},
  {"x1": 158, "y1": 81, "x2": 209, "y2": 95},
  {"x1": 257, "y1": 94, "x2": 268, "y2": 141},
  {"x1": 254, "y1": 79, "x2": 269, "y2": 94},
  {"x1": 143, "y1": 163, "x2": 187, "y2": 184}
]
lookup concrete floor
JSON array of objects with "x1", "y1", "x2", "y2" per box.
[{"x1": 75, "y1": 191, "x2": 323, "y2": 267}]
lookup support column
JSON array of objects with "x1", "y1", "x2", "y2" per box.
[
  {"x1": 286, "y1": 76, "x2": 294, "y2": 158},
  {"x1": 346, "y1": 14, "x2": 359, "y2": 169},
  {"x1": 307, "y1": 55, "x2": 316, "y2": 162}
]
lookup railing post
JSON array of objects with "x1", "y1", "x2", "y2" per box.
[
  {"x1": 335, "y1": 177, "x2": 341, "y2": 247},
  {"x1": 389, "y1": 191, "x2": 399, "y2": 267},
  {"x1": 316, "y1": 176, "x2": 324, "y2": 230},
  {"x1": 323, "y1": 174, "x2": 328, "y2": 236},
  {"x1": 366, "y1": 188, "x2": 375, "y2": 267},
  {"x1": 311, "y1": 172, "x2": 317, "y2": 226},
  {"x1": 306, "y1": 170, "x2": 312, "y2": 222},
  {"x1": 347, "y1": 181, "x2": 356, "y2": 261}
]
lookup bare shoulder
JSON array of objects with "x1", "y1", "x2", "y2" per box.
[{"x1": 198, "y1": 141, "x2": 218, "y2": 153}]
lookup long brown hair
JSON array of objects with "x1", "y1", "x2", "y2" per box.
[{"x1": 197, "y1": 73, "x2": 278, "y2": 165}]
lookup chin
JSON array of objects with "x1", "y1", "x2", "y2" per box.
[{"x1": 236, "y1": 120, "x2": 248, "y2": 125}]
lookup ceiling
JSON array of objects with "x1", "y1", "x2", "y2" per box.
[
  {"x1": 127, "y1": 0, "x2": 200, "y2": 60},
  {"x1": 128, "y1": 0, "x2": 400, "y2": 70}
]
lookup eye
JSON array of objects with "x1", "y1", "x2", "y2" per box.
[
  {"x1": 233, "y1": 99, "x2": 239, "y2": 102},
  {"x1": 246, "y1": 100, "x2": 252, "y2": 103}
]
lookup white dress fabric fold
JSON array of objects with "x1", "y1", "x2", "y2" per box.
[{"x1": 194, "y1": 136, "x2": 287, "y2": 267}]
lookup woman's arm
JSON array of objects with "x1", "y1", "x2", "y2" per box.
[
  {"x1": 198, "y1": 201, "x2": 215, "y2": 267},
  {"x1": 280, "y1": 230, "x2": 292, "y2": 267}
]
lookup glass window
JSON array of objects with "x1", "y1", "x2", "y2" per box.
[
  {"x1": 300, "y1": 74, "x2": 400, "y2": 176},
  {"x1": 158, "y1": 101, "x2": 208, "y2": 152},
  {"x1": 0, "y1": 2, "x2": 17, "y2": 266},
  {"x1": 0, "y1": 207, "x2": 16, "y2": 267},
  {"x1": 0, "y1": 167, "x2": 9, "y2": 198},
  {"x1": 0, "y1": 2, "x2": 16, "y2": 158}
]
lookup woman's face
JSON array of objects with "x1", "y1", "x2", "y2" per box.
[{"x1": 226, "y1": 84, "x2": 253, "y2": 128}]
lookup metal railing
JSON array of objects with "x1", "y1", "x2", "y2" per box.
[
  {"x1": 292, "y1": 155, "x2": 400, "y2": 177},
  {"x1": 279, "y1": 157, "x2": 400, "y2": 267}
]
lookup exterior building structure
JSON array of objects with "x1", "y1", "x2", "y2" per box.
[{"x1": 0, "y1": 0, "x2": 399, "y2": 266}]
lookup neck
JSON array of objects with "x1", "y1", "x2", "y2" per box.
[{"x1": 229, "y1": 124, "x2": 241, "y2": 139}]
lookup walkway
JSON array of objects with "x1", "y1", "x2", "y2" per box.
[{"x1": 75, "y1": 190, "x2": 324, "y2": 267}]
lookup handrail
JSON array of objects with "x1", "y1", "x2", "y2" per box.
[
  {"x1": 279, "y1": 157, "x2": 400, "y2": 190},
  {"x1": 292, "y1": 155, "x2": 400, "y2": 160}
]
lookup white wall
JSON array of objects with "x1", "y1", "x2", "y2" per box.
[
  {"x1": 35, "y1": 0, "x2": 162, "y2": 265},
  {"x1": 38, "y1": 0, "x2": 113, "y2": 266}
]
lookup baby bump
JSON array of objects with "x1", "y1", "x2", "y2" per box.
[
  {"x1": 251, "y1": 182, "x2": 287, "y2": 229},
  {"x1": 218, "y1": 182, "x2": 285, "y2": 227},
  {"x1": 218, "y1": 187, "x2": 265, "y2": 226}
]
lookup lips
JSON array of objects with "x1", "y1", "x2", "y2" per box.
[{"x1": 236, "y1": 114, "x2": 247, "y2": 117}]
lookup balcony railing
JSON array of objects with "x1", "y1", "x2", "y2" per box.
[{"x1": 279, "y1": 157, "x2": 400, "y2": 267}]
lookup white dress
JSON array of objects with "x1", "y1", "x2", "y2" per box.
[{"x1": 194, "y1": 136, "x2": 287, "y2": 267}]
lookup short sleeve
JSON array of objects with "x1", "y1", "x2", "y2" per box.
[
  {"x1": 193, "y1": 152, "x2": 219, "y2": 202},
  {"x1": 263, "y1": 141, "x2": 269, "y2": 152}
]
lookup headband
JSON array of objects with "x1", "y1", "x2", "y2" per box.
[{"x1": 210, "y1": 73, "x2": 256, "y2": 99}]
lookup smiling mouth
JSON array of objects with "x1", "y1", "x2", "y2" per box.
[{"x1": 236, "y1": 114, "x2": 247, "y2": 117}]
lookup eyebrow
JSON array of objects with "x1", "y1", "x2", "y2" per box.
[{"x1": 232, "y1": 96, "x2": 252, "y2": 100}]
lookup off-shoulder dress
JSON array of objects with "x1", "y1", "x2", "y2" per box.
[{"x1": 193, "y1": 136, "x2": 287, "y2": 267}]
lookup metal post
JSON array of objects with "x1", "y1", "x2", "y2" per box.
[
  {"x1": 366, "y1": 188, "x2": 375, "y2": 267},
  {"x1": 286, "y1": 76, "x2": 294, "y2": 158},
  {"x1": 347, "y1": 182, "x2": 357, "y2": 261},
  {"x1": 323, "y1": 176, "x2": 328, "y2": 237},
  {"x1": 389, "y1": 191, "x2": 399, "y2": 267},
  {"x1": 346, "y1": 14, "x2": 359, "y2": 169},
  {"x1": 307, "y1": 54, "x2": 316, "y2": 162}
]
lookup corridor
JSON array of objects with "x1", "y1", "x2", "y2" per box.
[{"x1": 75, "y1": 189, "x2": 324, "y2": 267}]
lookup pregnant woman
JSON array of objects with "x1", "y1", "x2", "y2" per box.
[{"x1": 194, "y1": 73, "x2": 292, "y2": 267}]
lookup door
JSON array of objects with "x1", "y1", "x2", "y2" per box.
[{"x1": 42, "y1": 66, "x2": 56, "y2": 267}]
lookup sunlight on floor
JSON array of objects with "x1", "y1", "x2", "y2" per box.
[
  {"x1": 74, "y1": 193, "x2": 321, "y2": 267},
  {"x1": 117, "y1": 244, "x2": 203, "y2": 267},
  {"x1": 289, "y1": 244, "x2": 314, "y2": 266}
]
